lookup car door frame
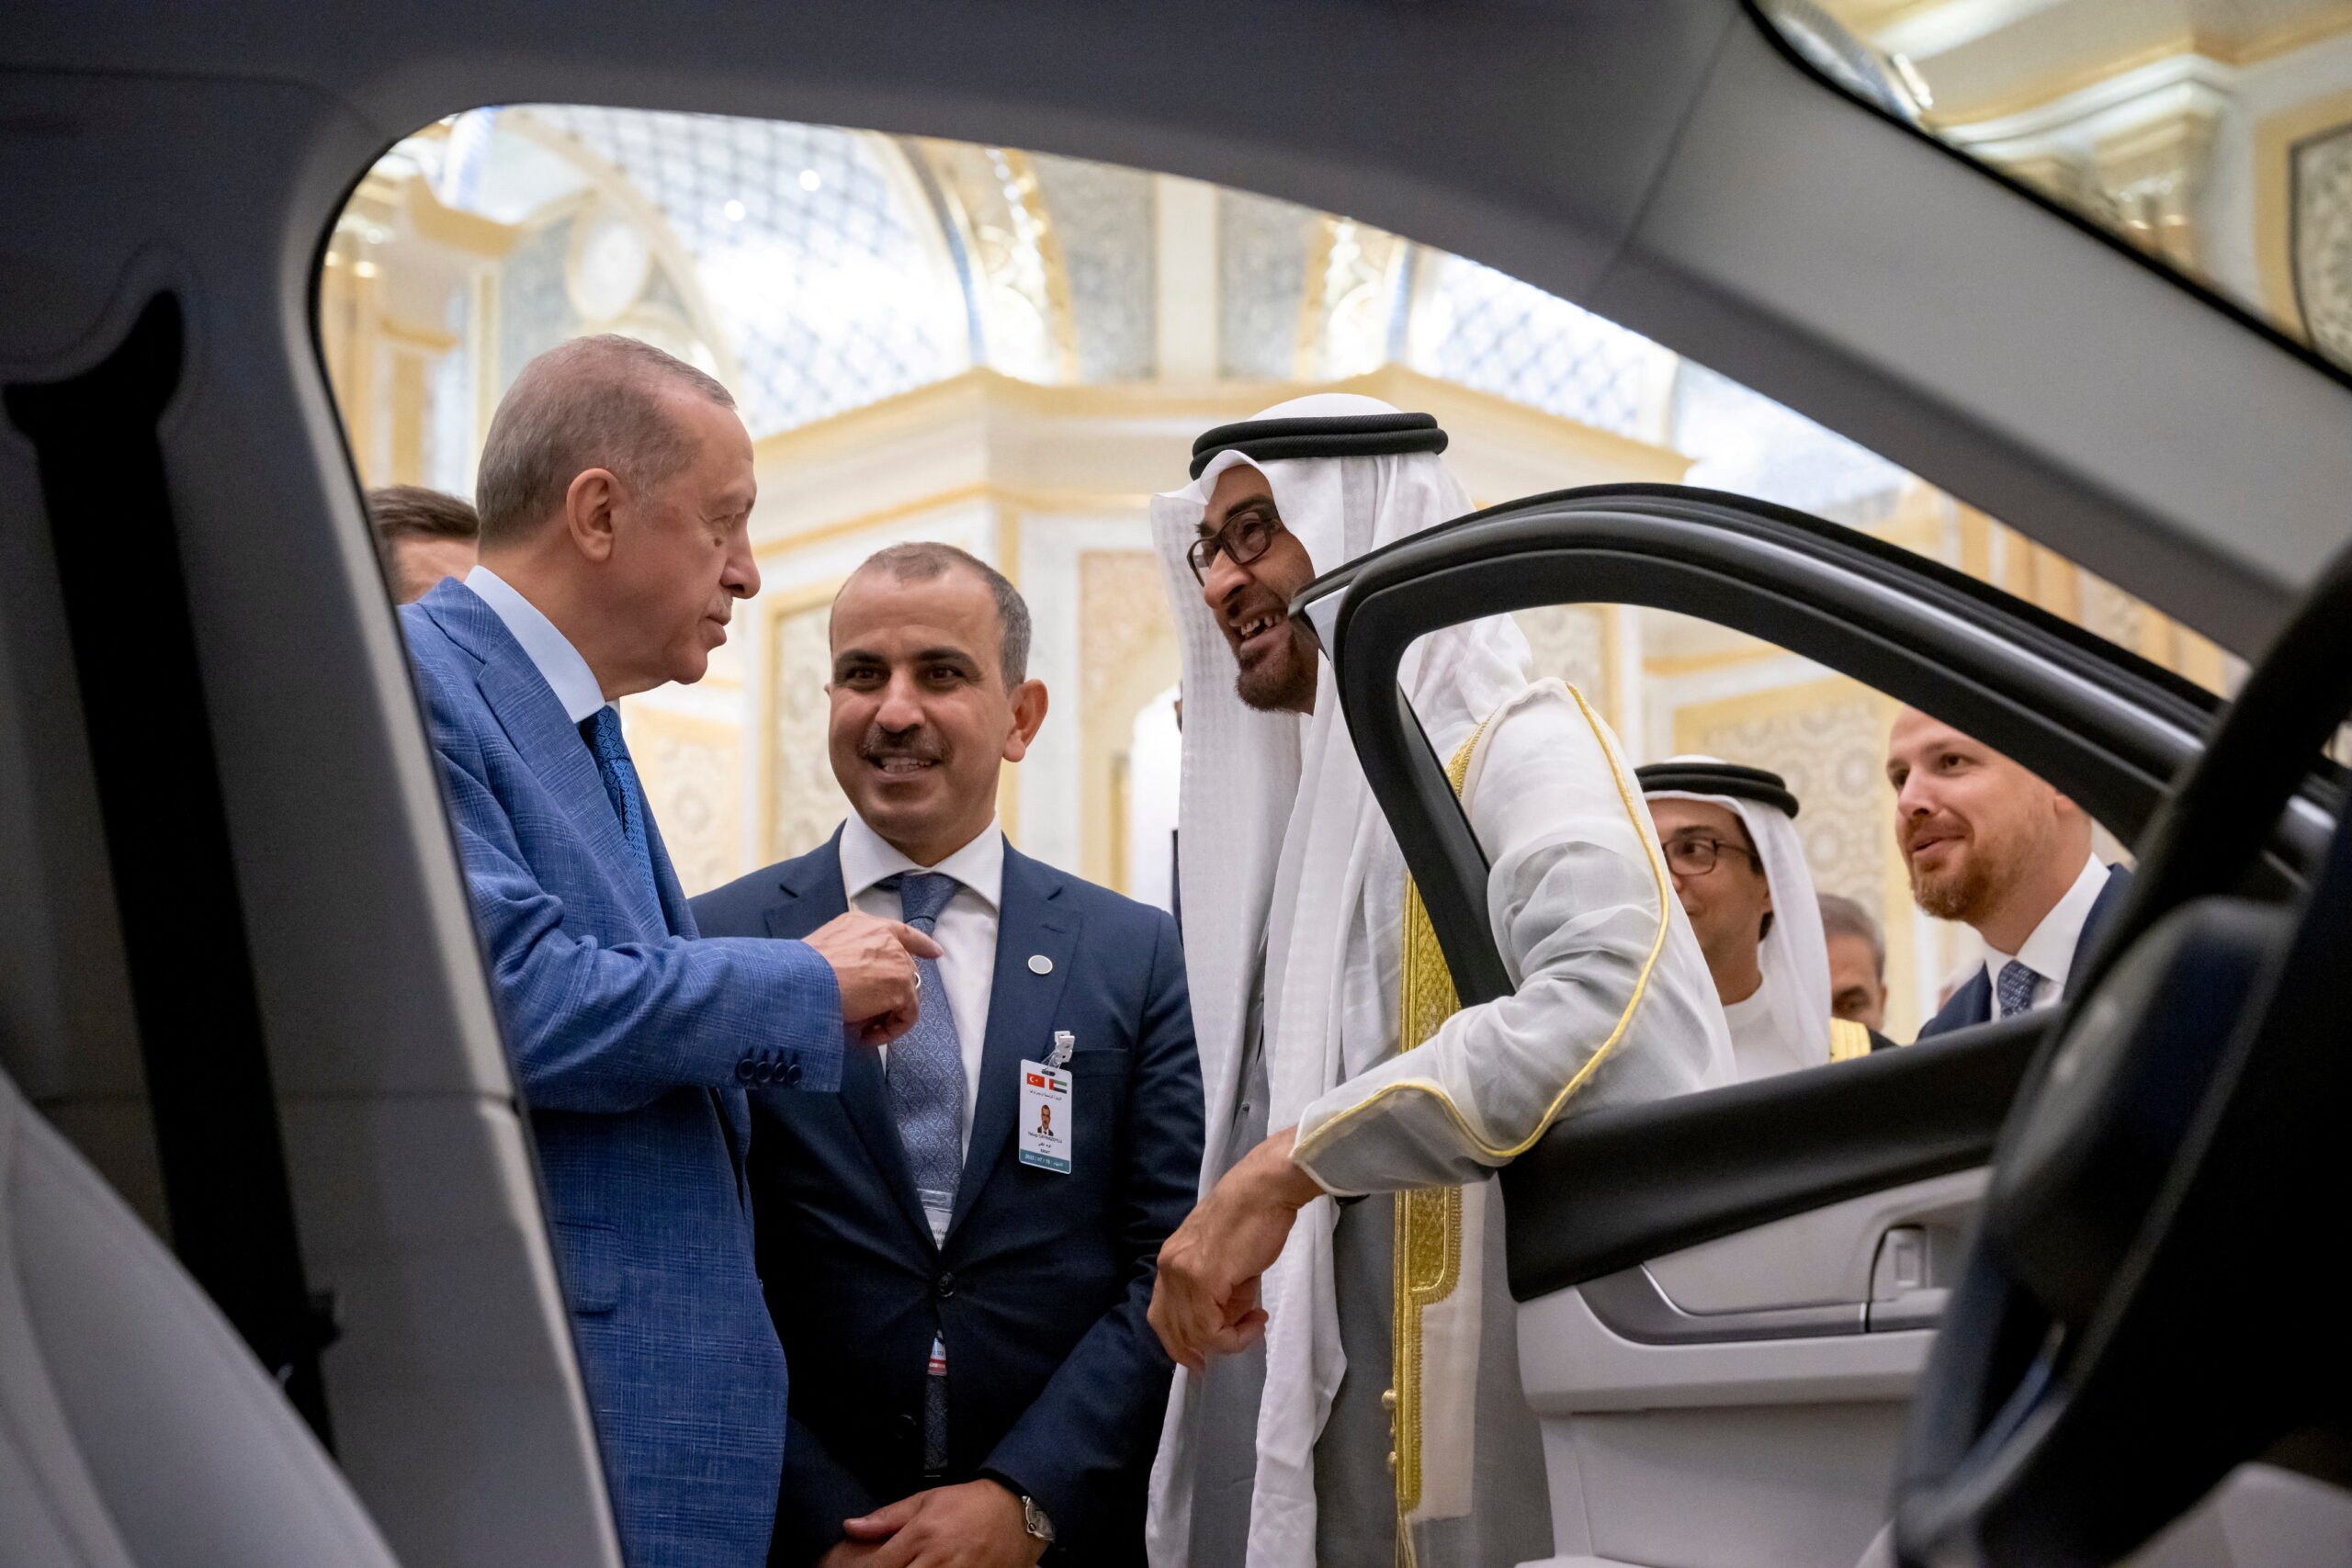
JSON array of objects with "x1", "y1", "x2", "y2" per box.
[{"x1": 1295, "y1": 480, "x2": 2339, "y2": 1296}]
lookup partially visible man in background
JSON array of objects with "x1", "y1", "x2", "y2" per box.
[
  {"x1": 696, "y1": 543, "x2": 1201, "y2": 1568},
  {"x1": 401, "y1": 333, "x2": 937, "y2": 1568},
  {"x1": 367, "y1": 482, "x2": 478, "y2": 602},
  {"x1": 1887, "y1": 707, "x2": 2132, "y2": 1039},
  {"x1": 1818, "y1": 892, "x2": 1889, "y2": 1035},
  {"x1": 1639, "y1": 759, "x2": 1871, "y2": 1074}
]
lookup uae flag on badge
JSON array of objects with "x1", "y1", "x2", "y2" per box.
[{"x1": 1018, "y1": 1058, "x2": 1072, "y2": 1174}]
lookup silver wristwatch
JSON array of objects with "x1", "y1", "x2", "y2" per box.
[{"x1": 1019, "y1": 1493, "x2": 1056, "y2": 1544}]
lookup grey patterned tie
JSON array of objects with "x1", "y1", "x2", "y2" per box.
[
  {"x1": 882, "y1": 870, "x2": 963, "y2": 1478},
  {"x1": 1996, "y1": 959, "x2": 2042, "y2": 1020},
  {"x1": 884, "y1": 871, "x2": 966, "y2": 1241}
]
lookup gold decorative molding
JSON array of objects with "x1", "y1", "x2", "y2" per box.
[
  {"x1": 1296, "y1": 216, "x2": 1407, "y2": 380},
  {"x1": 2090, "y1": 102, "x2": 2217, "y2": 270},
  {"x1": 393, "y1": 171, "x2": 525, "y2": 259},
  {"x1": 912, "y1": 140, "x2": 1080, "y2": 380},
  {"x1": 1920, "y1": 36, "x2": 2201, "y2": 131},
  {"x1": 753, "y1": 483, "x2": 997, "y2": 561},
  {"x1": 1643, "y1": 642, "x2": 1794, "y2": 681}
]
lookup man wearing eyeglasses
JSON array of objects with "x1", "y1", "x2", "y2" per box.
[
  {"x1": 1138, "y1": 394, "x2": 1733, "y2": 1568},
  {"x1": 1639, "y1": 759, "x2": 1884, "y2": 1077}
]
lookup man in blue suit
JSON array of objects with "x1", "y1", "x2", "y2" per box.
[
  {"x1": 400, "y1": 335, "x2": 939, "y2": 1568},
  {"x1": 1887, "y1": 707, "x2": 2134, "y2": 1038},
  {"x1": 695, "y1": 543, "x2": 1204, "y2": 1568}
]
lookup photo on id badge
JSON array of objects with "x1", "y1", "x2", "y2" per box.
[{"x1": 1019, "y1": 1030, "x2": 1075, "y2": 1174}]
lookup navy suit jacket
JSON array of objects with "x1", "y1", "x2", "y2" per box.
[
  {"x1": 402, "y1": 580, "x2": 846, "y2": 1568},
  {"x1": 693, "y1": 831, "x2": 1203, "y2": 1567},
  {"x1": 1917, "y1": 864, "x2": 2134, "y2": 1040}
]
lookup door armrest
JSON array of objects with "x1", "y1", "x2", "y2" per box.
[{"x1": 1500, "y1": 1013, "x2": 2048, "y2": 1302}]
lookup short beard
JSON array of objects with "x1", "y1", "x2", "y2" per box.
[
  {"x1": 1908, "y1": 828, "x2": 2035, "y2": 928},
  {"x1": 1910, "y1": 856, "x2": 1995, "y2": 924},
  {"x1": 1234, "y1": 629, "x2": 1317, "y2": 714}
]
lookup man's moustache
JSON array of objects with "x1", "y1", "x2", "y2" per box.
[
  {"x1": 860, "y1": 732, "x2": 945, "y2": 762},
  {"x1": 1904, "y1": 818, "x2": 1967, "y2": 853}
]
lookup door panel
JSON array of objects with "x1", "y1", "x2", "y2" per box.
[
  {"x1": 1504, "y1": 1017, "x2": 2043, "y2": 1300},
  {"x1": 1309, "y1": 486, "x2": 2336, "y2": 1567},
  {"x1": 1515, "y1": 1174, "x2": 1980, "y2": 1567}
]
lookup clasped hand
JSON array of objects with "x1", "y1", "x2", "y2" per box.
[
  {"x1": 805, "y1": 911, "x2": 944, "y2": 1046},
  {"x1": 816, "y1": 1479, "x2": 1044, "y2": 1568},
  {"x1": 1147, "y1": 1127, "x2": 1326, "y2": 1371}
]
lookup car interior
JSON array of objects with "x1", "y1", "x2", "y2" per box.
[{"x1": 4, "y1": 2, "x2": 2351, "y2": 1565}]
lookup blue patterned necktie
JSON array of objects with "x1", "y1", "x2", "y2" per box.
[
  {"x1": 882, "y1": 869, "x2": 964, "y2": 1477},
  {"x1": 883, "y1": 871, "x2": 967, "y2": 1236},
  {"x1": 582, "y1": 707, "x2": 663, "y2": 923},
  {"x1": 1996, "y1": 959, "x2": 2042, "y2": 1020}
]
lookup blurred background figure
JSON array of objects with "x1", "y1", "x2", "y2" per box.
[
  {"x1": 1640, "y1": 758, "x2": 1879, "y2": 1076},
  {"x1": 1818, "y1": 892, "x2": 1889, "y2": 1035},
  {"x1": 367, "y1": 483, "x2": 478, "y2": 603}
]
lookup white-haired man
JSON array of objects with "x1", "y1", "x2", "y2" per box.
[{"x1": 1142, "y1": 395, "x2": 1733, "y2": 1568}]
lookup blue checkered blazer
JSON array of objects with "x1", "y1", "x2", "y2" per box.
[{"x1": 402, "y1": 579, "x2": 844, "y2": 1568}]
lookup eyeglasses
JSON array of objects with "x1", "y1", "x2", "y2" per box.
[
  {"x1": 1661, "y1": 835, "x2": 1760, "y2": 877},
  {"x1": 1186, "y1": 508, "x2": 1285, "y2": 584}
]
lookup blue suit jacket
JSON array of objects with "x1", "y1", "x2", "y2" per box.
[
  {"x1": 401, "y1": 580, "x2": 845, "y2": 1568},
  {"x1": 1917, "y1": 864, "x2": 2134, "y2": 1040},
  {"x1": 693, "y1": 832, "x2": 1203, "y2": 1567}
]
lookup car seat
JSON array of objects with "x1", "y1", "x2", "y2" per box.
[{"x1": 0, "y1": 1062, "x2": 401, "y2": 1567}]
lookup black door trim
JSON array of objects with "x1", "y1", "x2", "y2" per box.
[
  {"x1": 1306, "y1": 484, "x2": 2329, "y2": 1000},
  {"x1": 1303, "y1": 484, "x2": 2333, "y2": 1300},
  {"x1": 1503, "y1": 1014, "x2": 2044, "y2": 1301}
]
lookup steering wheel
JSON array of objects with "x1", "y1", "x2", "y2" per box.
[{"x1": 1894, "y1": 545, "x2": 2352, "y2": 1567}]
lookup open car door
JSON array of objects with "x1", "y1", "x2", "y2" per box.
[{"x1": 1295, "y1": 484, "x2": 2343, "y2": 1568}]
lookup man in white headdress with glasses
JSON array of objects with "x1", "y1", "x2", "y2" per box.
[
  {"x1": 1639, "y1": 758, "x2": 1883, "y2": 1075},
  {"x1": 1142, "y1": 394, "x2": 1733, "y2": 1568}
]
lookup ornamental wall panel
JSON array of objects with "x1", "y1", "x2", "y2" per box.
[
  {"x1": 1512, "y1": 604, "x2": 1610, "y2": 716},
  {"x1": 2294, "y1": 118, "x2": 2352, "y2": 365},
  {"x1": 620, "y1": 708, "x2": 744, "y2": 899},
  {"x1": 767, "y1": 598, "x2": 852, "y2": 863},
  {"x1": 1672, "y1": 679, "x2": 1892, "y2": 909}
]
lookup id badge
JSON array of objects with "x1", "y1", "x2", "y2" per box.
[{"x1": 1018, "y1": 1058, "x2": 1072, "y2": 1174}]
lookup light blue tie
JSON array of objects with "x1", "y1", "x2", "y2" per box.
[
  {"x1": 883, "y1": 870, "x2": 964, "y2": 1478},
  {"x1": 1996, "y1": 959, "x2": 2041, "y2": 1020},
  {"x1": 884, "y1": 871, "x2": 967, "y2": 1237},
  {"x1": 583, "y1": 706, "x2": 663, "y2": 923}
]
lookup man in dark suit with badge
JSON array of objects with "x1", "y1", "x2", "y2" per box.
[{"x1": 695, "y1": 543, "x2": 1203, "y2": 1568}]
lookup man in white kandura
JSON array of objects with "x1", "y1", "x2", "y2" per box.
[
  {"x1": 1640, "y1": 757, "x2": 1883, "y2": 1076},
  {"x1": 1142, "y1": 394, "x2": 1733, "y2": 1568}
]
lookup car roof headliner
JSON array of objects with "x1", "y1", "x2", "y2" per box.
[{"x1": 6, "y1": 0, "x2": 2347, "y2": 652}]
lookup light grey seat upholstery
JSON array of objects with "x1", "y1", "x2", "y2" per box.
[{"x1": 0, "y1": 1065, "x2": 400, "y2": 1568}]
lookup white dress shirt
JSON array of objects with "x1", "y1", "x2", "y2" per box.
[
  {"x1": 1982, "y1": 853, "x2": 2109, "y2": 1012},
  {"x1": 466, "y1": 564, "x2": 607, "y2": 725},
  {"x1": 840, "y1": 812, "x2": 1004, "y2": 1156}
]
